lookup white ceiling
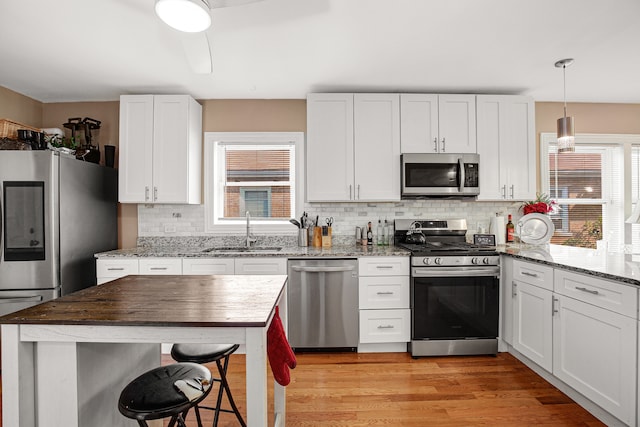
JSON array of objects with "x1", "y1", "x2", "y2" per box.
[{"x1": 2, "y1": 0, "x2": 639, "y2": 104}]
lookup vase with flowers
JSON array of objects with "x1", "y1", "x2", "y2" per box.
[{"x1": 521, "y1": 193, "x2": 557, "y2": 215}]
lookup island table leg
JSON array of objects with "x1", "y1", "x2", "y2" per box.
[
  {"x1": 246, "y1": 327, "x2": 268, "y2": 426},
  {"x1": 1, "y1": 324, "x2": 36, "y2": 427}
]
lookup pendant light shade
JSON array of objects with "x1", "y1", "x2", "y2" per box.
[
  {"x1": 555, "y1": 58, "x2": 575, "y2": 153},
  {"x1": 155, "y1": 0, "x2": 211, "y2": 33}
]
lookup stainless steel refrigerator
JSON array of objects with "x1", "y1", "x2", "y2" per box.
[{"x1": 0, "y1": 150, "x2": 117, "y2": 316}]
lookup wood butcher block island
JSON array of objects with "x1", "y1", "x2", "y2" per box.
[{"x1": 0, "y1": 275, "x2": 288, "y2": 427}]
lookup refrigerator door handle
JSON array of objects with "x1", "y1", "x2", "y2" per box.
[{"x1": 0, "y1": 295, "x2": 43, "y2": 304}]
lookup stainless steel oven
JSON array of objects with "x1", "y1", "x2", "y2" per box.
[
  {"x1": 395, "y1": 218, "x2": 500, "y2": 357},
  {"x1": 411, "y1": 262, "x2": 499, "y2": 356}
]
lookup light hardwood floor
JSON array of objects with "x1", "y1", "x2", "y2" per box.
[{"x1": 169, "y1": 351, "x2": 606, "y2": 427}]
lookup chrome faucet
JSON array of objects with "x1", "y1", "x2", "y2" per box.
[{"x1": 245, "y1": 211, "x2": 257, "y2": 248}]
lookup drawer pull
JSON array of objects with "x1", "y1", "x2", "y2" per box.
[
  {"x1": 521, "y1": 271, "x2": 539, "y2": 278},
  {"x1": 575, "y1": 286, "x2": 599, "y2": 295},
  {"x1": 375, "y1": 265, "x2": 394, "y2": 269},
  {"x1": 377, "y1": 325, "x2": 395, "y2": 329},
  {"x1": 376, "y1": 291, "x2": 394, "y2": 295},
  {"x1": 512, "y1": 281, "x2": 517, "y2": 297},
  {"x1": 150, "y1": 267, "x2": 168, "y2": 271},
  {"x1": 107, "y1": 267, "x2": 125, "y2": 271}
]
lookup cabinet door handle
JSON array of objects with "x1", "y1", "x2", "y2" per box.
[
  {"x1": 377, "y1": 325, "x2": 395, "y2": 329},
  {"x1": 107, "y1": 267, "x2": 125, "y2": 271},
  {"x1": 552, "y1": 297, "x2": 559, "y2": 315},
  {"x1": 357, "y1": 184, "x2": 360, "y2": 199},
  {"x1": 510, "y1": 185, "x2": 515, "y2": 199},
  {"x1": 441, "y1": 137, "x2": 446, "y2": 152},
  {"x1": 433, "y1": 137, "x2": 438, "y2": 152},
  {"x1": 150, "y1": 267, "x2": 168, "y2": 271},
  {"x1": 575, "y1": 286, "x2": 599, "y2": 295},
  {"x1": 153, "y1": 187, "x2": 158, "y2": 201},
  {"x1": 512, "y1": 281, "x2": 517, "y2": 297},
  {"x1": 145, "y1": 186, "x2": 150, "y2": 202},
  {"x1": 521, "y1": 271, "x2": 538, "y2": 278},
  {"x1": 501, "y1": 185, "x2": 506, "y2": 199},
  {"x1": 349, "y1": 184, "x2": 353, "y2": 200},
  {"x1": 376, "y1": 291, "x2": 394, "y2": 295}
]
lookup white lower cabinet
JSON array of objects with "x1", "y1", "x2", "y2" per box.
[
  {"x1": 358, "y1": 257, "x2": 410, "y2": 350},
  {"x1": 512, "y1": 280, "x2": 554, "y2": 372},
  {"x1": 234, "y1": 258, "x2": 287, "y2": 275},
  {"x1": 96, "y1": 258, "x2": 139, "y2": 285},
  {"x1": 182, "y1": 258, "x2": 235, "y2": 275},
  {"x1": 553, "y1": 294, "x2": 636, "y2": 425},
  {"x1": 139, "y1": 258, "x2": 183, "y2": 275},
  {"x1": 507, "y1": 258, "x2": 638, "y2": 426}
]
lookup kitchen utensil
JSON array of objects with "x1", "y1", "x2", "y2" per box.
[
  {"x1": 325, "y1": 217, "x2": 333, "y2": 226},
  {"x1": 17, "y1": 129, "x2": 34, "y2": 141},
  {"x1": 312, "y1": 226, "x2": 322, "y2": 247},
  {"x1": 405, "y1": 231, "x2": 426, "y2": 244},
  {"x1": 297, "y1": 228, "x2": 309, "y2": 247},
  {"x1": 289, "y1": 219, "x2": 301, "y2": 228},
  {"x1": 518, "y1": 213, "x2": 555, "y2": 245}
]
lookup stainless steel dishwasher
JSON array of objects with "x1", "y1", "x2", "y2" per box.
[{"x1": 287, "y1": 258, "x2": 358, "y2": 351}]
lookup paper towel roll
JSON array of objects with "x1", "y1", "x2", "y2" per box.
[{"x1": 490, "y1": 216, "x2": 506, "y2": 245}]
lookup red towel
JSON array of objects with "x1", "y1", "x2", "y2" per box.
[{"x1": 267, "y1": 306, "x2": 297, "y2": 386}]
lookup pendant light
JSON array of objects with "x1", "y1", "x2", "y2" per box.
[
  {"x1": 555, "y1": 58, "x2": 575, "y2": 153},
  {"x1": 155, "y1": 0, "x2": 211, "y2": 33}
]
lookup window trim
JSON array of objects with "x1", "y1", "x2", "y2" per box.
[{"x1": 204, "y1": 132, "x2": 305, "y2": 235}]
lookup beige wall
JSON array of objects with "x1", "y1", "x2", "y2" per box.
[
  {"x1": 5, "y1": 85, "x2": 640, "y2": 247},
  {"x1": 0, "y1": 86, "x2": 43, "y2": 127}
]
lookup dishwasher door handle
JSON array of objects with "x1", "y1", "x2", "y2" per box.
[
  {"x1": 0, "y1": 295, "x2": 44, "y2": 304},
  {"x1": 290, "y1": 265, "x2": 356, "y2": 273}
]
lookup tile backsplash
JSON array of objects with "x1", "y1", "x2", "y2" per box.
[{"x1": 138, "y1": 200, "x2": 524, "y2": 245}]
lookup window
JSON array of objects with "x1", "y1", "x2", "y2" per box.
[
  {"x1": 540, "y1": 133, "x2": 640, "y2": 251},
  {"x1": 204, "y1": 132, "x2": 304, "y2": 234}
]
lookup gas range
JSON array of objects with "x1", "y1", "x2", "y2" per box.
[{"x1": 394, "y1": 219, "x2": 499, "y2": 266}]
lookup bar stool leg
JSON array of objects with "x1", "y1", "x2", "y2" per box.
[{"x1": 215, "y1": 356, "x2": 246, "y2": 427}]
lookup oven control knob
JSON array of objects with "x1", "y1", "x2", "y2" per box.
[
  {"x1": 471, "y1": 257, "x2": 479, "y2": 265},
  {"x1": 482, "y1": 257, "x2": 490, "y2": 265},
  {"x1": 423, "y1": 258, "x2": 430, "y2": 265},
  {"x1": 434, "y1": 258, "x2": 442, "y2": 265}
]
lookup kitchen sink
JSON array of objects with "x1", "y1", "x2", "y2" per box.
[{"x1": 202, "y1": 246, "x2": 282, "y2": 253}]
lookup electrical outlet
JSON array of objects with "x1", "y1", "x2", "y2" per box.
[{"x1": 164, "y1": 225, "x2": 177, "y2": 233}]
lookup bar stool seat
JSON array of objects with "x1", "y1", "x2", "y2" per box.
[
  {"x1": 171, "y1": 343, "x2": 246, "y2": 427},
  {"x1": 118, "y1": 362, "x2": 212, "y2": 427}
]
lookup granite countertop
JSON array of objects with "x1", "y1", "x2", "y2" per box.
[
  {"x1": 95, "y1": 244, "x2": 410, "y2": 259},
  {"x1": 500, "y1": 243, "x2": 640, "y2": 286}
]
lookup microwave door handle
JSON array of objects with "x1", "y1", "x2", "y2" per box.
[{"x1": 458, "y1": 158, "x2": 465, "y2": 193}]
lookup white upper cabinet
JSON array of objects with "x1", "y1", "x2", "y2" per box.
[
  {"x1": 119, "y1": 94, "x2": 202, "y2": 204},
  {"x1": 306, "y1": 93, "x2": 400, "y2": 202},
  {"x1": 476, "y1": 95, "x2": 535, "y2": 201},
  {"x1": 400, "y1": 94, "x2": 476, "y2": 153}
]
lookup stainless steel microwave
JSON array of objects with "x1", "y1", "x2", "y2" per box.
[{"x1": 401, "y1": 153, "x2": 480, "y2": 198}]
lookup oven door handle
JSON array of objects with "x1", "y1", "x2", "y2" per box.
[{"x1": 412, "y1": 267, "x2": 499, "y2": 278}]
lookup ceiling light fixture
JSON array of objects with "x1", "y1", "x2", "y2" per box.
[
  {"x1": 555, "y1": 58, "x2": 575, "y2": 153},
  {"x1": 155, "y1": 0, "x2": 212, "y2": 33}
]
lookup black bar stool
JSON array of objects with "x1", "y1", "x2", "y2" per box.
[
  {"x1": 118, "y1": 362, "x2": 212, "y2": 427},
  {"x1": 171, "y1": 343, "x2": 246, "y2": 427}
]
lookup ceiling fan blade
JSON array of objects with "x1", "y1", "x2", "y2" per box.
[
  {"x1": 179, "y1": 32, "x2": 213, "y2": 74},
  {"x1": 208, "y1": 0, "x2": 265, "y2": 9}
]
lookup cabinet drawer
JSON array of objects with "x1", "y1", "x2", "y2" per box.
[
  {"x1": 554, "y1": 269, "x2": 637, "y2": 318},
  {"x1": 358, "y1": 256, "x2": 409, "y2": 276},
  {"x1": 359, "y1": 309, "x2": 410, "y2": 343},
  {"x1": 182, "y1": 258, "x2": 235, "y2": 275},
  {"x1": 235, "y1": 258, "x2": 287, "y2": 275},
  {"x1": 513, "y1": 259, "x2": 553, "y2": 291},
  {"x1": 96, "y1": 259, "x2": 139, "y2": 278},
  {"x1": 359, "y1": 276, "x2": 409, "y2": 309},
  {"x1": 139, "y1": 258, "x2": 182, "y2": 275}
]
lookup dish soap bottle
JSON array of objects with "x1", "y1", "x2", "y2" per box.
[
  {"x1": 506, "y1": 214, "x2": 515, "y2": 243},
  {"x1": 367, "y1": 222, "x2": 373, "y2": 246}
]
